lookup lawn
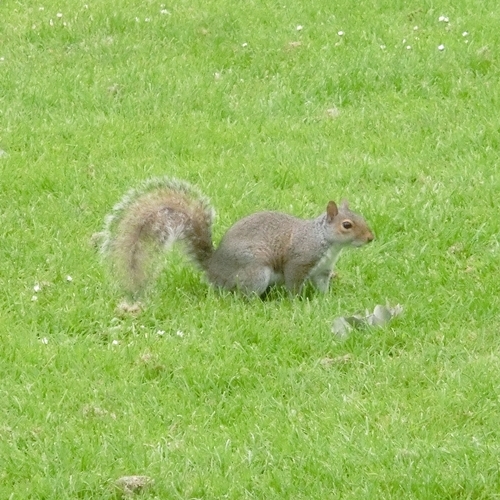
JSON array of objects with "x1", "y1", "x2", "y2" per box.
[{"x1": 1, "y1": 0, "x2": 500, "y2": 498}]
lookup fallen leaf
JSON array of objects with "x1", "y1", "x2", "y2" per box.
[
  {"x1": 114, "y1": 476, "x2": 153, "y2": 496},
  {"x1": 326, "y1": 107, "x2": 341, "y2": 119},
  {"x1": 320, "y1": 354, "x2": 352, "y2": 366},
  {"x1": 116, "y1": 301, "x2": 143, "y2": 316},
  {"x1": 332, "y1": 304, "x2": 403, "y2": 338}
]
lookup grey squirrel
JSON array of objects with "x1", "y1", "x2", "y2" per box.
[{"x1": 100, "y1": 177, "x2": 374, "y2": 298}]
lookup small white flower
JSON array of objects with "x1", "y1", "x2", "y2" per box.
[
  {"x1": 160, "y1": 9, "x2": 170, "y2": 15},
  {"x1": 380, "y1": 44, "x2": 386, "y2": 50},
  {"x1": 337, "y1": 30, "x2": 344, "y2": 36},
  {"x1": 56, "y1": 12, "x2": 63, "y2": 18},
  {"x1": 413, "y1": 26, "x2": 418, "y2": 31},
  {"x1": 438, "y1": 44, "x2": 445, "y2": 51},
  {"x1": 176, "y1": 330, "x2": 184, "y2": 337},
  {"x1": 145, "y1": 17, "x2": 151, "y2": 22},
  {"x1": 402, "y1": 38, "x2": 406, "y2": 44},
  {"x1": 40, "y1": 337, "x2": 49, "y2": 344},
  {"x1": 34, "y1": 284, "x2": 42, "y2": 292},
  {"x1": 406, "y1": 45, "x2": 412, "y2": 50},
  {"x1": 49, "y1": 19, "x2": 54, "y2": 26},
  {"x1": 31, "y1": 295, "x2": 38, "y2": 302},
  {"x1": 438, "y1": 15, "x2": 449, "y2": 23},
  {"x1": 462, "y1": 31, "x2": 469, "y2": 37},
  {"x1": 296, "y1": 25, "x2": 303, "y2": 31},
  {"x1": 39, "y1": 6, "x2": 44, "y2": 10},
  {"x1": 111, "y1": 340, "x2": 120, "y2": 345},
  {"x1": 241, "y1": 42, "x2": 248, "y2": 47},
  {"x1": 157, "y1": 330, "x2": 165, "y2": 336},
  {"x1": 135, "y1": 17, "x2": 140, "y2": 22}
]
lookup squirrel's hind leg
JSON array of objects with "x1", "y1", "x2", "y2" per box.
[{"x1": 228, "y1": 265, "x2": 277, "y2": 297}]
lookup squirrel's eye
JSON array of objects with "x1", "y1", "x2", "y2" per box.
[{"x1": 342, "y1": 221, "x2": 353, "y2": 229}]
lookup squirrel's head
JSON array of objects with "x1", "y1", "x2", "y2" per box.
[{"x1": 326, "y1": 200, "x2": 374, "y2": 247}]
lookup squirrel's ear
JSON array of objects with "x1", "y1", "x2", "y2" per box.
[{"x1": 326, "y1": 201, "x2": 338, "y2": 221}]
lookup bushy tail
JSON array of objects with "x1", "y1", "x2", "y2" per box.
[{"x1": 100, "y1": 177, "x2": 215, "y2": 297}]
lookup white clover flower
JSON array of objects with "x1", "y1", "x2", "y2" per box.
[
  {"x1": 66, "y1": 275, "x2": 73, "y2": 282},
  {"x1": 34, "y1": 284, "x2": 42, "y2": 292},
  {"x1": 145, "y1": 17, "x2": 151, "y2": 22},
  {"x1": 413, "y1": 26, "x2": 418, "y2": 31},
  {"x1": 438, "y1": 44, "x2": 445, "y2": 51},
  {"x1": 56, "y1": 12, "x2": 63, "y2": 18},
  {"x1": 462, "y1": 31, "x2": 469, "y2": 37},
  {"x1": 337, "y1": 30, "x2": 344, "y2": 36},
  {"x1": 406, "y1": 45, "x2": 412, "y2": 50},
  {"x1": 157, "y1": 330, "x2": 165, "y2": 336},
  {"x1": 296, "y1": 25, "x2": 303, "y2": 31},
  {"x1": 380, "y1": 44, "x2": 386, "y2": 50},
  {"x1": 31, "y1": 295, "x2": 38, "y2": 302},
  {"x1": 241, "y1": 42, "x2": 248, "y2": 47},
  {"x1": 176, "y1": 330, "x2": 184, "y2": 337},
  {"x1": 40, "y1": 337, "x2": 49, "y2": 344},
  {"x1": 438, "y1": 15, "x2": 449, "y2": 23},
  {"x1": 160, "y1": 9, "x2": 170, "y2": 15},
  {"x1": 111, "y1": 340, "x2": 120, "y2": 345}
]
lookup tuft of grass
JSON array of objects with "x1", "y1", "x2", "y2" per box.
[{"x1": 1, "y1": 0, "x2": 500, "y2": 498}]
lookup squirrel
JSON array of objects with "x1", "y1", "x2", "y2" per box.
[{"x1": 100, "y1": 177, "x2": 374, "y2": 298}]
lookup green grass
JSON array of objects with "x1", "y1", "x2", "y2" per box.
[{"x1": 1, "y1": 0, "x2": 500, "y2": 498}]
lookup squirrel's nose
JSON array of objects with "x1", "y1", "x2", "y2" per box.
[{"x1": 366, "y1": 231, "x2": 375, "y2": 243}]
